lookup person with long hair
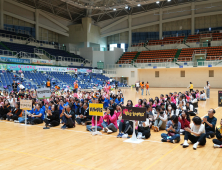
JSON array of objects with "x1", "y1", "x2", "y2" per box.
[
  {"x1": 0, "y1": 100, "x2": 11, "y2": 120},
  {"x1": 205, "y1": 81, "x2": 210, "y2": 99},
  {"x1": 44, "y1": 104, "x2": 60, "y2": 127},
  {"x1": 161, "y1": 115, "x2": 181, "y2": 143},
  {"x1": 102, "y1": 107, "x2": 118, "y2": 134}
]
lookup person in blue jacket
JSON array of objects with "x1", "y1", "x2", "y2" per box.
[{"x1": 27, "y1": 104, "x2": 44, "y2": 125}]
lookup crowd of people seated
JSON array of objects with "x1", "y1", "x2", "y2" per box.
[{"x1": 0, "y1": 82, "x2": 220, "y2": 150}]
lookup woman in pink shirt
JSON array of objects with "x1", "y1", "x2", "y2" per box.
[
  {"x1": 86, "y1": 116, "x2": 103, "y2": 132},
  {"x1": 134, "y1": 99, "x2": 143, "y2": 107},
  {"x1": 102, "y1": 107, "x2": 118, "y2": 134}
]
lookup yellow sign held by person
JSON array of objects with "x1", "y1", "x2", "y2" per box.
[
  {"x1": 20, "y1": 100, "x2": 32, "y2": 110},
  {"x1": 89, "y1": 103, "x2": 104, "y2": 116}
]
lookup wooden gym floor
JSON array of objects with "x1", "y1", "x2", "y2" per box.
[{"x1": 0, "y1": 88, "x2": 222, "y2": 170}]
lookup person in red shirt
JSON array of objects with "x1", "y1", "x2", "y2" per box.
[{"x1": 179, "y1": 110, "x2": 190, "y2": 135}]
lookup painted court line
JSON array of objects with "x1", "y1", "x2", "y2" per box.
[
  {"x1": 0, "y1": 147, "x2": 103, "y2": 170},
  {"x1": 145, "y1": 143, "x2": 181, "y2": 170}
]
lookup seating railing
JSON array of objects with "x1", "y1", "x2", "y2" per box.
[{"x1": 147, "y1": 39, "x2": 183, "y2": 46}]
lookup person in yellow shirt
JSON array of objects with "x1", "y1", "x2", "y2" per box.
[
  {"x1": 187, "y1": 82, "x2": 193, "y2": 93},
  {"x1": 146, "y1": 81, "x2": 150, "y2": 95}
]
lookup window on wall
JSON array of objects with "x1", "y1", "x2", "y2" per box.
[
  {"x1": 4, "y1": 15, "x2": 34, "y2": 27},
  {"x1": 131, "y1": 71, "x2": 135, "y2": 78},
  {"x1": 110, "y1": 44, "x2": 117, "y2": 51},
  {"x1": 181, "y1": 71, "x2": 185, "y2": 77},
  {"x1": 121, "y1": 43, "x2": 125, "y2": 52},
  {"x1": 155, "y1": 71, "x2": 159, "y2": 78},
  {"x1": 209, "y1": 70, "x2": 214, "y2": 77}
]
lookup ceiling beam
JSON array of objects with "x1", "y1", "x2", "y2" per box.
[{"x1": 101, "y1": 16, "x2": 128, "y2": 32}]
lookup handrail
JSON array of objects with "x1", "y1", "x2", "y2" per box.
[{"x1": 146, "y1": 39, "x2": 183, "y2": 46}]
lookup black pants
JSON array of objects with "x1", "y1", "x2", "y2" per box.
[
  {"x1": 119, "y1": 121, "x2": 133, "y2": 135},
  {"x1": 188, "y1": 111, "x2": 196, "y2": 116},
  {"x1": 6, "y1": 114, "x2": 19, "y2": 120},
  {"x1": 28, "y1": 117, "x2": 43, "y2": 124},
  {"x1": 136, "y1": 126, "x2": 151, "y2": 139},
  {"x1": 0, "y1": 113, "x2": 7, "y2": 120},
  {"x1": 184, "y1": 131, "x2": 206, "y2": 145},
  {"x1": 62, "y1": 115, "x2": 75, "y2": 128},
  {"x1": 206, "y1": 131, "x2": 215, "y2": 138},
  {"x1": 213, "y1": 139, "x2": 222, "y2": 145},
  {"x1": 76, "y1": 118, "x2": 91, "y2": 125},
  {"x1": 44, "y1": 119, "x2": 60, "y2": 127},
  {"x1": 190, "y1": 89, "x2": 193, "y2": 93}
]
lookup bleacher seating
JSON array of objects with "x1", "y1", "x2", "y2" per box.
[
  {"x1": 117, "y1": 52, "x2": 138, "y2": 64},
  {"x1": 2, "y1": 41, "x2": 36, "y2": 54},
  {"x1": 178, "y1": 46, "x2": 222, "y2": 61},
  {"x1": 135, "y1": 49, "x2": 177, "y2": 63},
  {"x1": 147, "y1": 36, "x2": 185, "y2": 46},
  {"x1": 40, "y1": 47, "x2": 85, "y2": 61}
]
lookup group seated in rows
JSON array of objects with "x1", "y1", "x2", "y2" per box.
[{"x1": 0, "y1": 87, "x2": 220, "y2": 150}]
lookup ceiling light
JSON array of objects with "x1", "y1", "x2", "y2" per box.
[
  {"x1": 156, "y1": 1, "x2": 160, "y2": 4},
  {"x1": 137, "y1": 4, "x2": 141, "y2": 6},
  {"x1": 125, "y1": 6, "x2": 128, "y2": 9},
  {"x1": 167, "y1": 0, "x2": 171, "y2": 1},
  {"x1": 113, "y1": 8, "x2": 116, "y2": 11}
]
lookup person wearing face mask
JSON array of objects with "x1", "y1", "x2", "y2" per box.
[
  {"x1": 183, "y1": 116, "x2": 206, "y2": 150},
  {"x1": 166, "y1": 104, "x2": 174, "y2": 120},
  {"x1": 153, "y1": 107, "x2": 167, "y2": 132}
]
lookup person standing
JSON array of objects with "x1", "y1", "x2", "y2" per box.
[
  {"x1": 205, "y1": 81, "x2": 210, "y2": 99},
  {"x1": 140, "y1": 82, "x2": 145, "y2": 95},
  {"x1": 12, "y1": 80, "x2": 18, "y2": 92},
  {"x1": 135, "y1": 81, "x2": 140, "y2": 93},
  {"x1": 187, "y1": 82, "x2": 193, "y2": 93},
  {"x1": 146, "y1": 81, "x2": 150, "y2": 95}
]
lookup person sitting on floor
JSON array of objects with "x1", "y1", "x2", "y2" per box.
[
  {"x1": 202, "y1": 108, "x2": 217, "y2": 139},
  {"x1": 213, "y1": 119, "x2": 222, "y2": 148},
  {"x1": 6, "y1": 102, "x2": 22, "y2": 121},
  {"x1": 76, "y1": 103, "x2": 91, "y2": 125},
  {"x1": 161, "y1": 115, "x2": 181, "y2": 143},
  {"x1": 102, "y1": 107, "x2": 118, "y2": 134},
  {"x1": 182, "y1": 116, "x2": 206, "y2": 150},
  {"x1": 179, "y1": 110, "x2": 190, "y2": 135},
  {"x1": 86, "y1": 116, "x2": 103, "y2": 133},
  {"x1": 60, "y1": 104, "x2": 75, "y2": 129},
  {"x1": 27, "y1": 104, "x2": 44, "y2": 125},
  {"x1": 44, "y1": 104, "x2": 60, "y2": 127}
]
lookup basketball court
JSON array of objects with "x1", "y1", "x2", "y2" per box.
[{"x1": 1, "y1": 88, "x2": 221, "y2": 170}]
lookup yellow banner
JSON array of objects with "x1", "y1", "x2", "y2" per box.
[{"x1": 89, "y1": 103, "x2": 104, "y2": 116}]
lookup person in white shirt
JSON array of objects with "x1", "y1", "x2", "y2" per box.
[
  {"x1": 205, "y1": 81, "x2": 210, "y2": 99},
  {"x1": 135, "y1": 81, "x2": 140, "y2": 93},
  {"x1": 182, "y1": 116, "x2": 206, "y2": 150},
  {"x1": 200, "y1": 90, "x2": 206, "y2": 101},
  {"x1": 153, "y1": 107, "x2": 167, "y2": 132}
]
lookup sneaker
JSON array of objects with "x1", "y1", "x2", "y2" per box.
[
  {"x1": 213, "y1": 144, "x2": 221, "y2": 148},
  {"x1": 117, "y1": 133, "x2": 123, "y2": 138},
  {"x1": 10, "y1": 119, "x2": 13, "y2": 122},
  {"x1": 193, "y1": 142, "x2": 198, "y2": 150},
  {"x1": 172, "y1": 140, "x2": 176, "y2": 144},
  {"x1": 152, "y1": 125, "x2": 155, "y2": 131},
  {"x1": 107, "y1": 129, "x2": 113, "y2": 134},
  {"x1": 81, "y1": 122, "x2": 85, "y2": 126},
  {"x1": 137, "y1": 134, "x2": 142, "y2": 139},
  {"x1": 122, "y1": 134, "x2": 128, "y2": 138},
  {"x1": 31, "y1": 121, "x2": 35, "y2": 125},
  {"x1": 183, "y1": 141, "x2": 189, "y2": 148},
  {"x1": 61, "y1": 124, "x2": 66, "y2": 129},
  {"x1": 14, "y1": 120, "x2": 19, "y2": 123},
  {"x1": 180, "y1": 133, "x2": 183, "y2": 135},
  {"x1": 207, "y1": 135, "x2": 211, "y2": 139},
  {"x1": 103, "y1": 128, "x2": 107, "y2": 132},
  {"x1": 156, "y1": 126, "x2": 159, "y2": 132},
  {"x1": 141, "y1": 135, "x2": 146, "y2": 139},
  {"x1": 161, "y1": 138, "x2": 167, "y2": 142}
]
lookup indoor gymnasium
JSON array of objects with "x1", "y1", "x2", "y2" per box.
[{"x1": 0, "y1": 0, "x2": 222, "y2": 170}]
